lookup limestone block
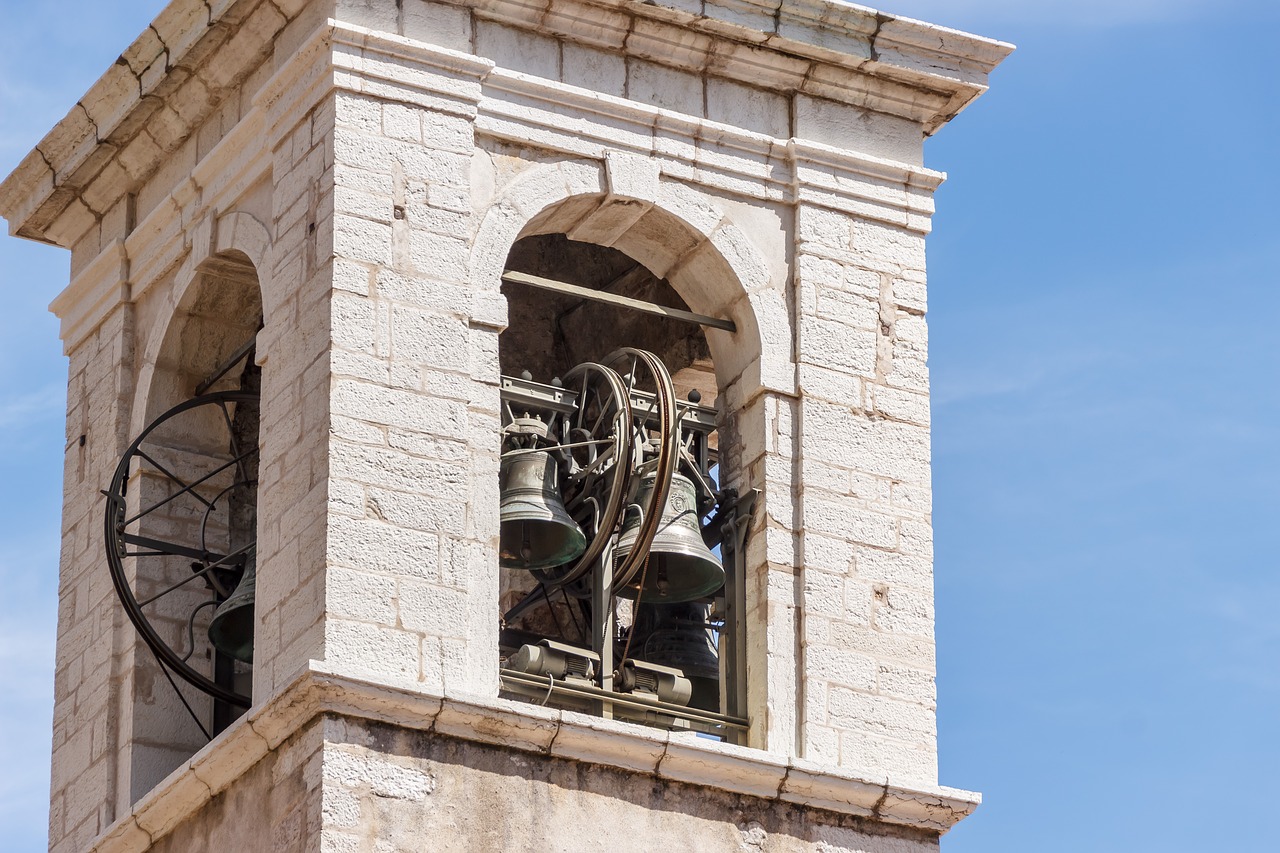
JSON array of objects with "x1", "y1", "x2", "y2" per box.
[
  {"x1": 803, "y1": 496, "x2": 897, "y2": 549},
  {"x1": 893, "y1": 277, "x2": 928, "y2": 314},
  {"x1": 327, "y1": 567, "x2": 398, "y2": 625},
  {"x1": 545, "y1": 1, "x2": 631, "y2": 49},
  {"x1": 802, "y1": 402, "x2": 930, "y2": 484},
  {"x1": 797, "y1": 314, "x2": 877, "y2": 375},
  {"x1": 328, "y1": 513, "x2": 442, "y2": 580},
  {"x1": 132, "y1": 760, "x2": 210, "y2": 840},
  {"x1": 828, "y1": 689, "x2": 936, "y2": 746},
  {"x1": 660, "y1": 737, "x2": 789, "y2": 800},
  {"x1": 851, "y1": 218, "x2": 926, "y2": 273},
  {"x1": 801, "y1": 533, "x2": 856, "y2": 574},
  {"x1": 375, "y1": 268, "x2": 468, "y2": 308},
  {"x1": 90, "y1": 816, "x2": 151, "y2": 853},
  {"x1": 402, "y1": 1, "x2": 474, "y2": 52},
  {"x1": 897, "y1": 518, "x2": 934, "y2": 560},
  {"x1": 420, "y1": 111, "x2": 476, "y2": 155},
  {"x1": 561, "y1": 42, "x2": 626, "y2": 97},
  {"x1": 325, "y1": 620, "x2": 421, "y2": 681},
  {"x1": 807, "y1": 644, "x2": 877, "y2": 693},
  {"x1": 552, "y1": 712, "x2": 667, "y2": 773},
  {"x1": 628, "y1": 16, "x2": 713, "y2": 70},
  {"x1": 336, "y1": 0, "x2": 399, "y2": 33},
  {"x1": 324, "y1": 745, "x2": 436, "y2": 801},
  {"x1": 803, "y1": 570, "x2": 873, "y2": 627},
  {"x1": 794, "y1": 95, "x2": 924, "y2": 166},
  {"x1": 332, "y1": 379, "x2": 468, "y2": 435},
  {"x1": 838, "y1": 728, "x2": 938, "y2": 788},
  {"x1": 189, "y1": 722, "x2": 271, "y2": 796},
  {"x1": 706, "y1": 77, "x2": 790, "y2": 138},
  {"x1": 397, "y1": 580, "x2": 470, "y2": 638},
  {"x1": 475, "y1": 22, "x2": 560, "y2": 80},
  {"x1": 877, "y1": 663, "x2": 937, "y2": 709},
  {"x1": 431, "y1": 695, "x2": 560, "y2": 753},
  {"x1": 852, "y1": 547, "x2": 932, "y2": 590},
  {"x1": 875, "y1": 585, "x2": 935, "y2": 639},
  {"x1": 334, "y1": 214, "x2": 393, "y2": 266},
  {"x1": 778, "y1": 759, "x2": 883, "y2": 819},
  {"x1": 627, "y1": 59, "x2": 705, "y2": 118},
  {"x1": 389, "y1": 306, "x2": 469, "y2": 369},
  {"x1": 407, "y1": 231, "x2": 471, "y2": 281}
]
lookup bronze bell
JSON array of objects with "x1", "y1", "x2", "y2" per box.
[
  {"x1": 615, "y1": 472, "x2": 725, "y2": 603},
  {"x1": 208, "y1": 560, "x2": 256, "y2": 663},
  {"x1": 630, "y1": 602, "x2": 720, "y2": 712},
  {"x1": 499, "y1": 449, "x2": 587, "y2": 570}
]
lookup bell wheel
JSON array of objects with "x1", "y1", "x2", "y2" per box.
[
  {"x1": 532, "y1": 361, "x2": 633, "y2": 591},
  {"x1": 104, "y1": 391, "x2": 258, "y2": 708},
  {"x1": 601, "y1": 347, "x2": 680, "y2": 596}
]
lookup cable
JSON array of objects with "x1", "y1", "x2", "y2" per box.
[{"x1": 149, "y1": 644, "x2": 212, "y2": 742}]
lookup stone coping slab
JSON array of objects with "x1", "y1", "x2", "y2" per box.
[{"x1": 92, "y1": 662, "x2": 980, "y2": 852}]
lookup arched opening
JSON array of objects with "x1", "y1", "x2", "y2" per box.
[
  {"x1": 493, "y1": 198, "x2": 757, "y2": 742},
  {"x1": 116, "y1": 252, "x2": 263, "y2": 800}
]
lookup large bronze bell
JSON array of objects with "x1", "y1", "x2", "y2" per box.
[
  {"x1": 499, "y1": 449, "x2": 587, "y2": 570},
  {"x1": 615, "y1": 472, "x2": 725, "y2": 603},
  {"x1": 208, "y1": 561, "x2": 255, "y2": 663},
  {"x1": 630, "y1": 602, "x2": 720, "y2": 712}
]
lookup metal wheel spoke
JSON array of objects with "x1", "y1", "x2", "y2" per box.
[
  {"x1": 123, "y1": 447, "x2": 256, "y2": 526},
  {"x1": 119, "y1": 532, "x2": 225, "y2": 564},
  {"x1": 219, "y1": 402, "x2": 252, "y2": 486},
  {"x1": 133, "y1": 448, "x2": 217, "y2": 512},
  {"x1": 136, "y1": 540, "x2": 255, "y2": 608}
]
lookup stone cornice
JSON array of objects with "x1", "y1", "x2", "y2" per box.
[
  {"x1": 473, "y1": 0, "x2": 1012, "y2": 130},
  {"x1": 0, "y1": 0, "x2": 287, "y2": 246},
  {"x1": 0, "y1": 0, "x2": 1010, "y2": 247},
  {"x1": 90, "y1": 662, "x2": 980, "y2": 852}
]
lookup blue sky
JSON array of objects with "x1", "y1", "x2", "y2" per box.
[{"x1": 1, "y1": 1, "x2": 1277, "y2": 851}]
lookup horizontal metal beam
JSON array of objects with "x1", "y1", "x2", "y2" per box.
[
  {"x1": 500, "y1": 669, "x2": 749, "y2": 733},
  {"x1": 195, "y1": 334, "x2": 257, "y2": 396},
  {"x1": 501, "y1": 270, "x2": 737, "y2": 333}
]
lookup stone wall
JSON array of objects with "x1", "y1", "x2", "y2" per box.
[
  {"x1": 149, "y1": 720, "x2": 323, "y2": 853},
  {"x1": 320, "y1": 716, "x2": 940, "y2": 853}
]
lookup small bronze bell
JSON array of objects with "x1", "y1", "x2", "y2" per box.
[
  {"x1": 499, "y1": 449, "x2": 587, "y2": 570},
  {"x1": 208, "y1": 561, "x2": 255, "y2": 663},
  {"x1": 630, "y1": 602, "x2": 720, "y2": 712},
  {"x1": 615, "y1": 472, "x2": 725, "y2": 603}
]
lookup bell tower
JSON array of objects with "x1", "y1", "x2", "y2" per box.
[{"x1": 0, "y1": 2, "x2": 1011, "y2": 851}]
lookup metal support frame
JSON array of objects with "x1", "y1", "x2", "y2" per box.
[
  {"x1": 592, "y1": 541, "x2": 616, "y2": 718},
  {"x1": 502, "y1": 270, "x2": 737, "y2": 333},
  {"x1": 194, "y1": 335, "x2": 258, "y2": 396},
  {"x1": 718, "y1": 488, "x2": 758, "y2": 742},
  {"x1": 497, "y1": 367, "x2": 756, "y2": 741}
]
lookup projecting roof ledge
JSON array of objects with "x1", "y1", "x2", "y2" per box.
[{"x1": 88, "y1": 662, "x2": 980, "y2": 852}]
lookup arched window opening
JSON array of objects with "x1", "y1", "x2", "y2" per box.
[
  {"x1": 496, "y1": 234, "x2": 751, "y2": 743},
  {"x1": 104, "y1": 255, "x2": 263, "y2": 800}
]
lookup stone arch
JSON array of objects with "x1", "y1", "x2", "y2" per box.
[
  {"x1": 122, "y1": 228, "x2": 267, "y2": 802},
  {"x1": 475, "y1": 156, "x2": 788, "y2": 741},
  {"x1": 468, "y1": 158, "x2": 794, "y2": 400},
  {"x1": 134, "y1": 210, "x2": 274, "y2": 434}
]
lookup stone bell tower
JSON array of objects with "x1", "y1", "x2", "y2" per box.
[{"x1": 0, "y1": 2, "x2": 1010, "y2": 851}]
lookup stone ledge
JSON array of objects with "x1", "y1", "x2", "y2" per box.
[
  {"x1": 0, "y1": 0, "x2": 1010, "y2": 246},
  {"x1": 91, "y1": 661, "x2": 980, "y2": 853}
]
